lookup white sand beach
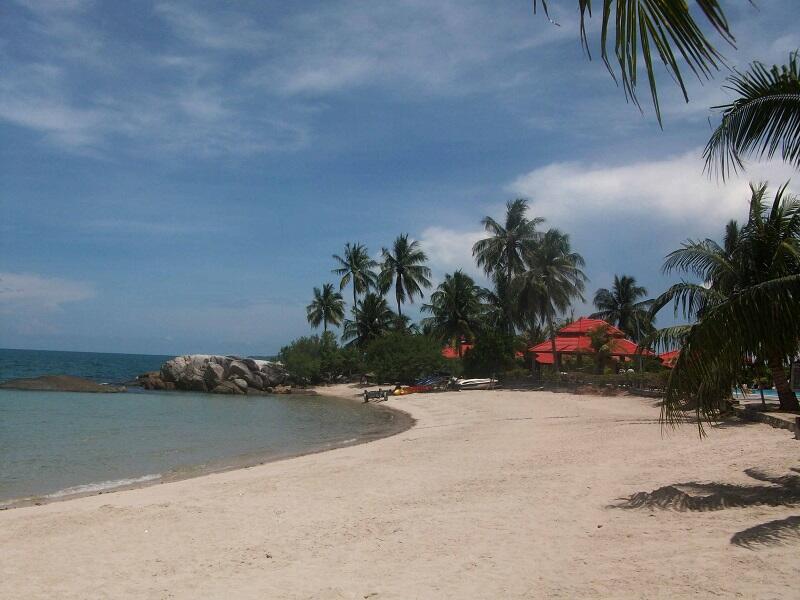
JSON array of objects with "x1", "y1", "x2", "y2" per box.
[{"x1": 1, "y1": 386, "x2": 798, "y2": 599}]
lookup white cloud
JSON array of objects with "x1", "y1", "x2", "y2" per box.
[
  {"x1": 418, "y1": 226, "x2": 485, "y2": 280},
  {"x1": 154, "y1": 2, "x2": 271, "y2": 51},
  {"x1": 0, "y1": 273, "x2": 95, "y2": 312},
  {"x1": 245, "y1": 0, "x2": 574, "y2": 96},
  {"x1": 506, "y1": 150, "x2": 799, "y2": 234}
]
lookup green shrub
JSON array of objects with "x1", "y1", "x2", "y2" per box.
[
  {"x1": 365, "y1": 333, "x2": 447, "y2": 384},
  {"x1": 280, "y1": 332, "x2": 363, "y2": 384},
  {"x1": 462, "y1": 331, "x2": 516, "y2": 377}
]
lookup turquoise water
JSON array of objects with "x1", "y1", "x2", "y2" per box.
[{"x1": 0, "y1": 349, "x2": 404, "y2": 506}]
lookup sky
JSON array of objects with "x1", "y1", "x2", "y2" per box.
[{"x1": 1, "y1": 0, "x2": 798, "y2": 356}]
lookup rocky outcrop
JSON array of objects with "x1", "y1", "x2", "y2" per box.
[{"x1": 138, "y1": 354, "x2": 288, "y2": 395}]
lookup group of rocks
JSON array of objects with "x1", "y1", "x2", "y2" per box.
[{"x1": 138, "y1": 354, "x2": 294, "y2": 395}]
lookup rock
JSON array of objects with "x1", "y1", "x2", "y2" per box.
[
  {"x1": 229, "y1": 360, "x2": 264, "y2": 390},
  {"x1": 184, "y1": 374, "x2": 207, "y2": 392},
  {"x1": 0, "y1": 375, "x2": 126, "y2": 393},
  {"x1": 242, "y1": 358, "x2": 261, "y2": 372},
  {"x1": 231, "y1": 377, "x2": 248, "y2": 391},
  {"x1": 204, "y1": 363, "x2": 225, "y2": 388},
  {"x1": 212, "y1": 380, "x2": 244, "y2": 395},
  {"x1": 273, "y1": 384, "x2": 292, "y2": 394},
  {"x1": 160, "y1": 356, "x2": 186, "y2": 382},
  {"x1": 156, "y1": 355, "x2": 288, "y2": 393},
  {"x1": 259, "y1": 362, "x2": 288, "y2": 386}
]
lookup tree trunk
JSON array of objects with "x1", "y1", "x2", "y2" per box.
[
  {"x1": 396, "y1": 276, "x2": 403, "y2": 317},
  {"x1": 323, "y1": 318, "x2": 328, "y2": 334},
  {"x1": 353, "y1": 284, "x2": 357, "y2": 312},
  {"x1": 767, "y1": 354, "x2": 800, "y2": 411},
  {"x1": 549, "y1": 316, "x2": 560, "y2": 372}
]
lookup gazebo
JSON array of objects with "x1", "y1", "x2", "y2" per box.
[
  {"x1": 658, "y1": 349, "x2": 680, "y2": 368},
  {"x1": 528, "y1": 317, "x2": 651, "y2": 366}
]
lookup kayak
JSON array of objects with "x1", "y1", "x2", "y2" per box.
[{"x1": 456, "y1": 378, "x2": 498, "y2": 390}]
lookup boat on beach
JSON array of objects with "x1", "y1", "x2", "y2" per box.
[{"x1": 455, "y1": 378, "x2": 498, "y2": 390}]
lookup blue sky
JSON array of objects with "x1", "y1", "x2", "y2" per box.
[{"x1": 1, "y1": 0, "x2": 798, "y2": 355}]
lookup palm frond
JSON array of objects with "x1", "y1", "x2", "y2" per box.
[
  {"x1": 535, "y1": 0, "x2": 734, "y2": 125},
  {"x1": 663, "y1": 274, "x2": 800, "y2": 432},
  {"x1": 704, "y1": 52, "x2": 800, "y2": 178}
]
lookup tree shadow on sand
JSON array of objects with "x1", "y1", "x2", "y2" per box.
[{"x1": 612, "y1": 468, "x2": 800, "y2": 549}]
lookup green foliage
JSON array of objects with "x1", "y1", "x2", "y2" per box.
[
  {"x1": 473, "y1": 199, "x2": 544, "y2": 334},
  {"x1": 651, "y1": 182, "x2": 800, "y2": 423},
  {"x1": 379, "y1": 234, "x2": 432, "y2": 316},
  {"x1": 280, "y1": 332, "x2": 363, "y2": 384},
  {"x1": 306, "y1": 283, "x2": 345, "y2": 332},
  {"x1": 365, "y1": 332, "x2": 447, "y2": 384},
  {"x1": 462, "y1": 330, "x2": 516, "y2": 378},
  {"x1": 705, "y1": 52, "x2": 800, "y2": 178},
  {"x1": 342, "y1": 293, "x2": 395, "y2": 348},
  {"x1": 591, "y1": 274, "x2": 654, "y2": 341},
  {"x1": 421, "y1": 270, "x2": 488, "y2": 349},
  {"x1": 332, "y1": 242, "x2": 378, "y2": 307},
  {"x1": 535, "y1": 1, "x2": 733, "y2": 125}
]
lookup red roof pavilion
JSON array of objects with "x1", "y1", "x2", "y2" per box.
[{"x1": 528, "y1": 317, "x2": 652, "y2": 365}]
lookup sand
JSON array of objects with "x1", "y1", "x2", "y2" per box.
[{"x1": 2, "y1": 385, "x2": 798, "y2": 599}]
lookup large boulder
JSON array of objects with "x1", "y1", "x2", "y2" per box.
[
  {"x1": 259, "y1": 362, "x2": 288, "y2": 386},
  {"x1": 228, "y1": 360, "x2": 262, "y2": 390},
  {"x1": 203, "y1": 363, "x2": 225, "y2": 389},
  {"x1": 184, "y1": 374, "x2": 207, "y2": 392},
  {"x1": 211, "y1": 380, "x2": 244, "y2": 395}
]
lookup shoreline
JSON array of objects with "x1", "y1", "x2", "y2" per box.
[
  {"x1": 0, "y1": 387, "x2": 415, "y2": 510},
  {"x1": 2, "y1": 387, "x2": 798, "y2": 598}
]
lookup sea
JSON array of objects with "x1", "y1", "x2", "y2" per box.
[{"x1": 0, "y1": 348, "x2": 405, "y2": 508}]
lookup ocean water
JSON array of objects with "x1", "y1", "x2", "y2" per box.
[
  {"x1": 0, "y1": 348, "x2": 171, "y2": 384},
  {"x1": 0, "y1": 349, "x2": 404, "y2": 507}
]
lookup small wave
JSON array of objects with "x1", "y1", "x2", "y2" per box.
[
  {"x1": 44, "y1": 473, "x2": 162, "y2": 499},
  {"x1": 1, "y1": 473, "x2": 163, "y2": 508}
]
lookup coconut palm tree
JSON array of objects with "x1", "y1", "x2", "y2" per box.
[
  {"x1": 704, "y1": 52, "x2": 800, "y2": 178},
  {"x1": 591, "y1": 275, "x2": 655, "y2": 342},
  {"x1": 421, "y1": 270, "x2": 488, "y2": 357},
  {"x1": 332, "y1": 242, "x2": 378, "y2": 308},
  {"x1": 535, "y1": 0, "x2": 735, "y2": 125},
  {"x1": 651, "y1": 182, "x2": 800, "y2": 420},
  {"x1": 512, "y1": 228, "x2": 587, "y2": 371},
  {"x1": 473, "y1": 199, "x2": 544, "y2": 332},
  {"x1": 379, "y1": 234, "x2": 432, "y2": 317},
  {"x1": 306, "y1": 283, "x2": 345, "y2": 333},
  {"x1": 341, "y1": 293, "x2": 395, "y2": 348}
]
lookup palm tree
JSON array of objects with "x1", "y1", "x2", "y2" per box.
[
  {"x1": 379, "y1": 234, "x2": 432, "y2": 317},
  {"x1": 421, "y1": 270, "x2": 488, "y2": 357},
  {"x1": 591, "y1": 275, "x2": 655, "y2": 342},
  {"x1": 306, "y1": 283, "x2": 345, "y2": 333},
  {"x1": 651, "y1": 182, "x2": 800, "y2": 420},
  {"x1": 341, "y1": 293, "x2": 395, "y2": 348},
  {"x1": 512, "y1": 228, "x2": 587, "y2": 371},
  {"x1": 587, "y1": 324, "x2": 617, "y2": 374},
  {"x1": 472, "y1": 199, "x2": 543, "y2": 332},
  {"x1": 705, "y1": 52, "x2": 800, "y2": 178},
  {"x1": 534, "y1": 0, "x2": 735, "y2": 125},
  {"x1": 332, "y1": 242, "x2": 378, "y2": 308}
]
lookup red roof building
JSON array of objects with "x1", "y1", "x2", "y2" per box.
[
  {"x1": 528, "y1": 317, "x2": 652, "y2": 365},
  {"x1": 658, "y1": 349, "x2": 680, "y2": 368},
  {"x1": 441, "y1": 343, "x2": 473, "y2": 359}
]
